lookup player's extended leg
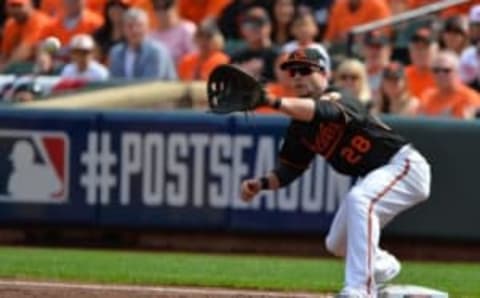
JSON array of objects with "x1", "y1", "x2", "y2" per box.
[
  {"x1": 338, "y1": 145, "x2": 431, "y2": 297},
  {"x1": 325, "y1": 196, "x2": 348, "y2": 257},
  {"x1": 326, "y1": 188, "x2": 401, "y2": 284}
]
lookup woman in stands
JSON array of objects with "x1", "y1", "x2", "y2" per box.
[
  {"x1": 93, "y1": 0, "x2": 132, "y2": 62},
  {"x1": 375, "y1": 61, "x2": 419, "y2": 116},
  {"x1": 269, "y1": 0, "x2": 296, "y2": 46},
  {"x1": 334, "y1": 58, "x2": 373, "y2": 109},
  {"x1": 439, "y1": 16, "x2": 470, "y2": 56}
]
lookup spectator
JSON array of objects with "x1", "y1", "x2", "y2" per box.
[
  {"x1": 375, "y1": 61, "x2": 419, "y2": 116},
  {"x1": 324, "y1": 0, "x2": 391, "y2": 44},
  {"x1": 296, "y1": 0, "x2": 334, "y2": 39},
  {"x1": 405, "y1": 27, "x2": 437, "y2": 99},
  {"x1": 60, "y1": 34, "x2": 109, "y2": 81},
  {"x1": 150, "y1": 0, "x2": 196, "y2": 64},
  {"x1": 177, "y1": 0, "x2": 231, "y2": 25},
  {"x1": 109, "y1": 8, "x2": 177, "y2": 80},
  {"x1": 282, "y1": 11, "x2": 318, "y2": 53},
  {"x1": 33, "y1": 43, "x2": 63, "y2": 75},
  {"x1": 217, "y1": 0, "x2": 263, "y2": 40},
  {"x1": 0, "y1": 0, "x2": 52, "y2": 72},
  {"x1": 230, "y1": 6, "x2": 279, "y2": 81},
  {"x1": 420, "y1": 50, "x2": 480, "y2": 119},
  {"x1": 41, "y1": 0, "x2": 104, "y2": 47},
  {"x1": 362, "y1": 29, "x2": 392, "y2": 100},
  {"x1": 439, "y1": 16, "x2": 470, "y2": 56},
  {"x1": 334, "y1": 58, "x2": 372, "y2": 108},
  {"x1": 177, "y1": 22, "x2": 229, "y2": 81},
  {"x1": 93, "y1": 0, "x2": 132, "y2": 62},
  {"x1": 469, "y1": 5, "x2": 480, "y2": 44},
  {"x1": 461, "y1": 5, "x2": 480, "y2": 90},
  {"x1": 269, "y1": 0, "x2": 296, "y2": 45},
  {"x1": 10, "y1": 80, "x2": 44, "y2": 102}
]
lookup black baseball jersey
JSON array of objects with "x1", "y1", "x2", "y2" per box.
[{"x1": 279, "y1": 90, "x2": 408, "y2": 177}]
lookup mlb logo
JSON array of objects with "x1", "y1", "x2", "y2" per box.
[{"x1": 0, "y1": 130, "x2": 69, "y2": 203}]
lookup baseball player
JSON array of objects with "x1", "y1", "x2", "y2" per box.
[{"x1": 239, "y1": 48, "x2": 431, "y2": 297}]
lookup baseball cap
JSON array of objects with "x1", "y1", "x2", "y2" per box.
[
  {"x1": 69, "y1": 34, "x2": 95, "y2": 51},
  {"x1": 443, "y1": 16, "x2": 468, "y2": 34},
  {"x1": 280, "y1": 47, "x2": 330, "y2": 72},
  {"x1": 410, "y1": 27, "x2": 434, "y2": 44},
  {"x1": 469, "y1": 5, "x2": 480, "y2": 24},
  {"x1": 364, "y1": 30, "x2": 390, "y2": 47},
  {"x1": 382, "y1": 62, "x2": 405, "y2": 80}
]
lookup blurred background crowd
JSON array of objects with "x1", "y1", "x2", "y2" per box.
[{"x1": 1, "y1": 0, "x2": 480, "y2": 119}]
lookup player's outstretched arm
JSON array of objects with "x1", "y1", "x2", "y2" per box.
[{"x1": 267, "y1": 95, "x2": 343, "y2": 123}]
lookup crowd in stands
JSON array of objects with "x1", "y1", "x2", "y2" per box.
[{"x1": 1, "y1": 0, "x2": 480, "y2": 119}]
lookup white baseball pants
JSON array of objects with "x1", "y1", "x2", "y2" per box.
[{"x1": 325, "y1": 145, "x2": 431, "y2": 297}]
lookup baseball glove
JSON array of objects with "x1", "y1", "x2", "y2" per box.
[{"x1": 207, "y1": 64, "x2": 268, "y2": 114}]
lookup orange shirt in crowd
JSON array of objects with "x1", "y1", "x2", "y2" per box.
[
  {"x1": 40, "y1": 0, "x2": 107, "y2": 17},
  {"x1": 178, "y1": 0, "x2": 231, "y2": 24},
  {"x1": 178, "y1": 51, "x2": 229, "y2": 81},
  {"x1": 42, "y1": 9, "x2": 104, "y2": 45},
  {"x1": 255, "y1": 83, "x2": 296, "y2": 114},
  {"x1": 1, "y1": 10, "x2": 52, "y2": 58},
  {"x1": 324, "y1": 0, "x2": 391, "y2": 42},
  {"x1": 420, "y1": 84, "x2": 480, "y2": 119},
  {"x1": 405, "y1": 65, "x2": 435, "y2": 100}
]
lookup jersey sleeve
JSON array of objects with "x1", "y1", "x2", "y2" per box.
[{"x1": 278, "y1": 122, "x2": 315, "y2": 170}]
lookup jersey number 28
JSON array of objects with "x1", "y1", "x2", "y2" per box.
[{"x1": 340, "y1": 135, "x2": 371, "y2": 164}]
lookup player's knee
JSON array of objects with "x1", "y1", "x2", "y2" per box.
[
  {"x1": 325, "y1": 235, "x2": 344, "y2": 257},
  {"x1": 417, "y1": 162, "x2": 431, "y2": 201},
  {"x1": 345, "y1": 190, "x2": 367, "y2": 210}
]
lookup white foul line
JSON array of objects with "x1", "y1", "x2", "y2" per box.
[{"x1": 0, "y1": 280, "x2": 331, "y2": 298}]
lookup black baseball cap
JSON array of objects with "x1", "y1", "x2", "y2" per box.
[
  {"x1": 443, "y1": 16, "x2": 468, "y2": 34},
  {"x1": 280, "y1": 48, "x2": 330, "y2": 72},
  {"x1": 383, "y1": 62, "x2": 404, "y2": 80},
  {"x1": 364, "y1": 30, "x2": 390, "y2": 46},
  {"x1": 410, "y1": 27, "x2": 435, "y2": 44}
]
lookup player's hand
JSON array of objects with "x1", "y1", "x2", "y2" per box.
[{"x1": 241, "y1": 179, "x2": 261, "y2": 202}]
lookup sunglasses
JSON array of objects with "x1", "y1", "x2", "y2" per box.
[
  {"x1": 431, "y1": 67, "x2": 452, "y2": 74},
  {"x1": 288, "y1": 67, "x2": 321, "y2": 77},
  {"x1": 339, "y1": 74, "x2": 360, "y2": 81}
]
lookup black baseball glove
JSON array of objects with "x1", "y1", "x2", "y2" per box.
[{"x1": 207, "y1": 64, "x2": 269, "y2": 114}]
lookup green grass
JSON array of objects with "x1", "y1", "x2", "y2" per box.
[{"x1": 0, "y1": 246, "x2": 478, "y2": 297}]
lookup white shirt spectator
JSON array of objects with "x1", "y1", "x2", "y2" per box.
[
  {"x1": 61, "y1": 61, "x2": 110, "y2": 82},
  {"x1": 459, "y1": 46, "x2": 480, "y2": 84}
]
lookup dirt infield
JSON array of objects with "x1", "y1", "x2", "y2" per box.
[{"x1": 0, "y1": 280, "x2": 332, "y2": 298}]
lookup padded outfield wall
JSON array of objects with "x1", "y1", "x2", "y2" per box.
[{"x1": 0, "y1": 108, "x2": 476, "y2": 240}]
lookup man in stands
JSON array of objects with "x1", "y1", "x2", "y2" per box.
[
  {"x1": 420, "y1": 50, "x2": 480, "y2": 119},
  {"x1": 41, "y1": 0, "x2": 104, "y2": 47},
  {"x1": 108, "y1": 8, "x2": 177, "y2": 80},
  {"x1": 405, "y1": 27, "x2": 437, "y2": 99},
  {"x1": 0, "y1": 0, "x2": 52, "y2": 72}
]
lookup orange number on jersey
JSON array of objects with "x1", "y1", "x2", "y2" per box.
[{"x1": 340, "y1": 136, "x2": 372, "y2": 165}]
